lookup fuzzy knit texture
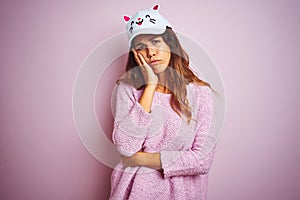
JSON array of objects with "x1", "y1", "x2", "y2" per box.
[{"x1": 109, "y1": 82, "x2": 216, "y2": 200}]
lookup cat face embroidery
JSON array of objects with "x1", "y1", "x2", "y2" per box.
[
  {"x1": 135, "y1": 18, "x2": 143, "y2": 26},
  {"x1": 123, "y1": 4, "x2": 159, "y2": 34},
  {"x1": 123, "y1": 4, "x2": 171, "y2": 46},
  {"x1": 145, "y1": 15, "x2": 156, "y2": 24}
]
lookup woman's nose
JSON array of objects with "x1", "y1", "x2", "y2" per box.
[{"x1": 147, "y1": 47, "x2": 156, "y2": 58}]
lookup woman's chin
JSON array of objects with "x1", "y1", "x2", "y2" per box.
[{"x1": 151, "y1": 65, "x2": 168, "y2": 74}]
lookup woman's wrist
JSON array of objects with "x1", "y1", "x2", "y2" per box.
[
  {"x1": 137, "y1": 152, "x2": 162, "y2": 170},
  {"x1": 144, "y1": 84, "x2": 157, "y2": 91}
]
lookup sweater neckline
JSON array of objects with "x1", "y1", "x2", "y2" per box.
[{"x1": 154, "y1": 90, "x2": 172, "y2": 96}]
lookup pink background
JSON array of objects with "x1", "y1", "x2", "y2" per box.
[{"x1": 1, "y1": 0, "x2": 300, "y2": 199}]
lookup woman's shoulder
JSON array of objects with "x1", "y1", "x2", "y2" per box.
[
  {"x1": 187, "y1": 82, "x2": 212, "y2": 97},
  {"x1": 115, "y1": 81, "x2": 140, "y2": 97},
  {"x1": 116, "y1": 81, "x2": 136, "y2": 90}
]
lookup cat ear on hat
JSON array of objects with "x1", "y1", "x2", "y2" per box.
[
  {"x1": 152, "y1": 4, "x2": 160, "y2": 11},
  {"x1": 123, "y1": 15, "x2": 131, "y2": 24}
]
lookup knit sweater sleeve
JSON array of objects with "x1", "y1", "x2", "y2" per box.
[
  {"x1": 112, "y1": 83, "x2": 152, "y2": 157},
  {"x1": 160, "y1": 86, "x2": 216, "y2": 178}
]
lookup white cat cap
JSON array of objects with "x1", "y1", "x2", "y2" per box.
[{"x1": 123, "y1": 4, "x2": 172, "y2": 47}]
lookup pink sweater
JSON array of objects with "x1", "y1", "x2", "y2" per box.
[{"x1": 109, "y1": 82, "x2": 216, "y2": 200}]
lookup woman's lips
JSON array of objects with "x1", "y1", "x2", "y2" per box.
[{"x1": 150, "y1": 60, "x2": 161, "y2": 65}]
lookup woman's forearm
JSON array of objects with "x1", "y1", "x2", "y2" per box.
[
  {"x1": 121, "y1": 152, "x2": 162, "y2": 170},
  {"x1": 138, "y1": 85, "x2": 156, "y2": 112}
]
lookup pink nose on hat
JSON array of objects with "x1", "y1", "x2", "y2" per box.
[{"x1": 138, "y1": 18, "x2": 141, "y2": 20}]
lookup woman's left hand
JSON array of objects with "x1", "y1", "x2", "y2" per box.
[
  {"x1": 121, "y1": 152, "x2": 162, "y2": 170},
  {"x1": 121, "y1": 152, "x2": 142, "y2": 168}
]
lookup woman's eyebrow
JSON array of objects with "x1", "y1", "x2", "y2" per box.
[
  {"x1": 147, "y1": 36, "x2": 160, "y2": 41},
  {"x1": 134, "y1": 43, "x2": 145, "y2": 48},
  {"x1": 134, "y1": 36, "x2": 160, "y2": 47}
]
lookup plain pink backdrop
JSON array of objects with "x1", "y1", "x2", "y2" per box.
[{"x1": 1, "y1": 0, "x2": 300, "y2": 199}]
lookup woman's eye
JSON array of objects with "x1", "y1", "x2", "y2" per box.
[
  {"x1": 135, "y1": 46, "x2": 145, "y2": 51},
  {"x1": 152, "y1": 40, "x2": 160, "y2": 45}
]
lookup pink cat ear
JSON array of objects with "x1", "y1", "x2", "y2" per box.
[
  {"x1": 152, "y1": 4, "x2": 160, "y2": 11},
  {"x1": 123, "y1": 15, "x2": 131, "y2": 23}
]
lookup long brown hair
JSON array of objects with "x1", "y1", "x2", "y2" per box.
[{"x1": 118, "y1": 27, "x2": 214, "y2": 122}]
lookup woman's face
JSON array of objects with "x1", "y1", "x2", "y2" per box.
[{"x1": 133, "y1": 34, "x2": 171, "y2": 74}]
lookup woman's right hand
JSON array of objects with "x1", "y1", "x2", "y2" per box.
[{"x1": 132, "y1": 49, "x2": 158, "y2": 86}]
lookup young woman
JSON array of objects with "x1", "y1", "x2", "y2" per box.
[{"x1": 109, "y1": 4, "x2": 217, "y2": 200}]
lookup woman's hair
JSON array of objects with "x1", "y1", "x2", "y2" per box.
[{"x1": 118, "y1": 27, "x2": 214, "y2": 122}]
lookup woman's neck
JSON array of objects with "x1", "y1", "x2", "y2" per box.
[
  {"x1": 156, "y1": 84, "x2": 171, "y2": 94},
  {"x1": 156, "y1": 72, "x2": 171, "y2": 94}
]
